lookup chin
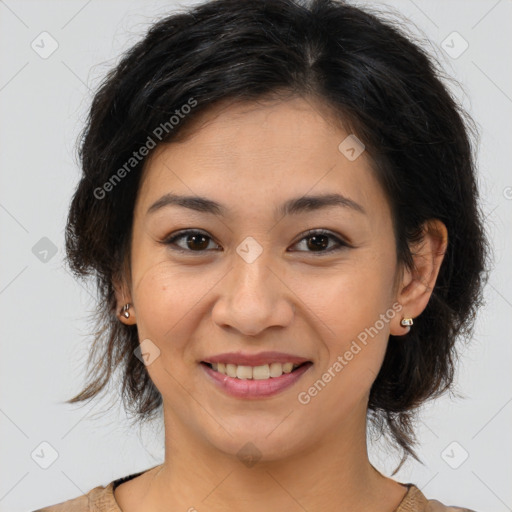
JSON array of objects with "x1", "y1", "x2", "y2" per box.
[{"x1": 203, "y1": 421, "x2": 305, "y2": 463}]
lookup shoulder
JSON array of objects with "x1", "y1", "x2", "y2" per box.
[
  {"x1": 32, "y1": 481, "x2": 118, "y2": 512},
  {"x1": 398, "y1": 484, "x2": 478, "y2": 512},
  {"x1": 33, "y1": 466, "x2": 158, "y2": 512}
]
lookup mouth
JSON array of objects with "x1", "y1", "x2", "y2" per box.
[
  {"x1": 200, "y1": 360, "x2": 313, "y2": 399},
  {"x1": 200, "y1": 361, "x2": 309, "y2": 380}
]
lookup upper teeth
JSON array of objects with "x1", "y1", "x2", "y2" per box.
[{"x1": 210, "y1": 362, "x2": 300, "y2": 380}]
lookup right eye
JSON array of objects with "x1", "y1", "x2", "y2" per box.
[{"x1": 161, "y1": 229, "x2": 222, "y2": 253}]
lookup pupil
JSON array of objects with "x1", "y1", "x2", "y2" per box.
[
  {"x1": 187, "y1": 234, "x2": 209, "y2": 250},
  {"x1": 308, "y1": 235, "x2": 328, "y2": 251}
]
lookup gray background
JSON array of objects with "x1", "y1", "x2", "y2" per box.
[{"x1": 0, "y1": 0, "x2": 511, "y2": 511}]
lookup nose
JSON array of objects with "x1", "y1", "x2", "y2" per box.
[{"x1": 211, "y1": 250, "x2": 295, "y2": 337}]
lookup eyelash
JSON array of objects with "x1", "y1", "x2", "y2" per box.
[{"x1": 161, "y1": 228, "x2": 350, "y2": 255}]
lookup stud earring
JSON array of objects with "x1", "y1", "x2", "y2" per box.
[
  {"x1": 400, "y1": 317, "x2": 413, "y2": 327},
  {"x1": 121, "y1": 303, "x2": 131, "y2": 319}
]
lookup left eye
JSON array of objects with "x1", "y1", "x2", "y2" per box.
[
  {"x1": 290, "y1": 229, "x2": 348, "y2": 254},
  {"x1": 161, "y1": 229, "x2": 348, "y2": 254}
]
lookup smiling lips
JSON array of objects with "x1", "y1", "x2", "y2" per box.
[{"x1": 201, "y1": 351, "x2": 313, "y2": 398}]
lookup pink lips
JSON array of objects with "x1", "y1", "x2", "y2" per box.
[{"x1": 200, "y1": 355, "x2": 313, "y2": 399}]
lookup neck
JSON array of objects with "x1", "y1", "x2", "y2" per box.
[{"x1": 140, "y1": 406, "x2": 407, "y2": 512}]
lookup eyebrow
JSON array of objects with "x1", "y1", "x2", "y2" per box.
[{"x1": 146, "y1": 192, "x2": 366, "y2": 218}]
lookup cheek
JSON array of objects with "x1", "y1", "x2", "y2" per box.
[
  {"x1": 293, "y1": 258, "x2": 395, "y2": 341},
  {"x1": 294, "y1": 255, "x2": 396, "y2": 399},
  {"x1": 294, "y1": 275, "x2": 395, "y2": 418},
  {"x1": 130, "y1": 259, "x2": 208, "y2": 354},
  {"x1": 129, "y1": 261, "x2": 221, "y2": 406}
]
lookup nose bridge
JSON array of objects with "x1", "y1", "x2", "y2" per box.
[
  {"x1": 230, "y1": 236, "x2": 276, "y2": 308},
  {"x1": 211, "y1": 236, "x2": 294, "y2": 335}
]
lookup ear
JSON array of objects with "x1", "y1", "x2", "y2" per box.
[
  {"x1": 113, "y1": 263, "x2": 137, "y2": 326},
  {"x1": 390, "y1": 219, "x2": 448, "y2": 336}
]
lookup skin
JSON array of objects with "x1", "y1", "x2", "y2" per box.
[{"x1": 113, "y1": 96, "x2": 448, "y2": 512}]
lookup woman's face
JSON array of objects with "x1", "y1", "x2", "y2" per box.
[{"x1": 119, "y1": 96, "x2": 408, "y2": 460}]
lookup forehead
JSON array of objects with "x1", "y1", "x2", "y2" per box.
[{"x1": 135, "y1": 96, "x2": 388, "y2": 222}]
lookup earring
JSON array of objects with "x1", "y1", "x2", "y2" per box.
[
  {"x1": 121, "y1": 303, "x2": 131, "y2": 318},
  {"x1": 400, "y1": 317, "x2": 413, "y2": 327}
]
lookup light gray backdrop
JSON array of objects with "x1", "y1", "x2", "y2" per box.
[{"x1": 1, "y1": 1, "x2": 511, "y2": 511}]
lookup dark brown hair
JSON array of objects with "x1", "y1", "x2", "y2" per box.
[{"x1": 64, "y1": 0, "x2": 489, "y2": 472}]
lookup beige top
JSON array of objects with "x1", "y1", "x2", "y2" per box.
[{"x1": 33, "y1": 469, "x2": 477, "y2": 512}]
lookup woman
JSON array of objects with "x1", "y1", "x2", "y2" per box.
[{"x1": 35, "y1": 0, "x2": 488, "y2": 510}]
